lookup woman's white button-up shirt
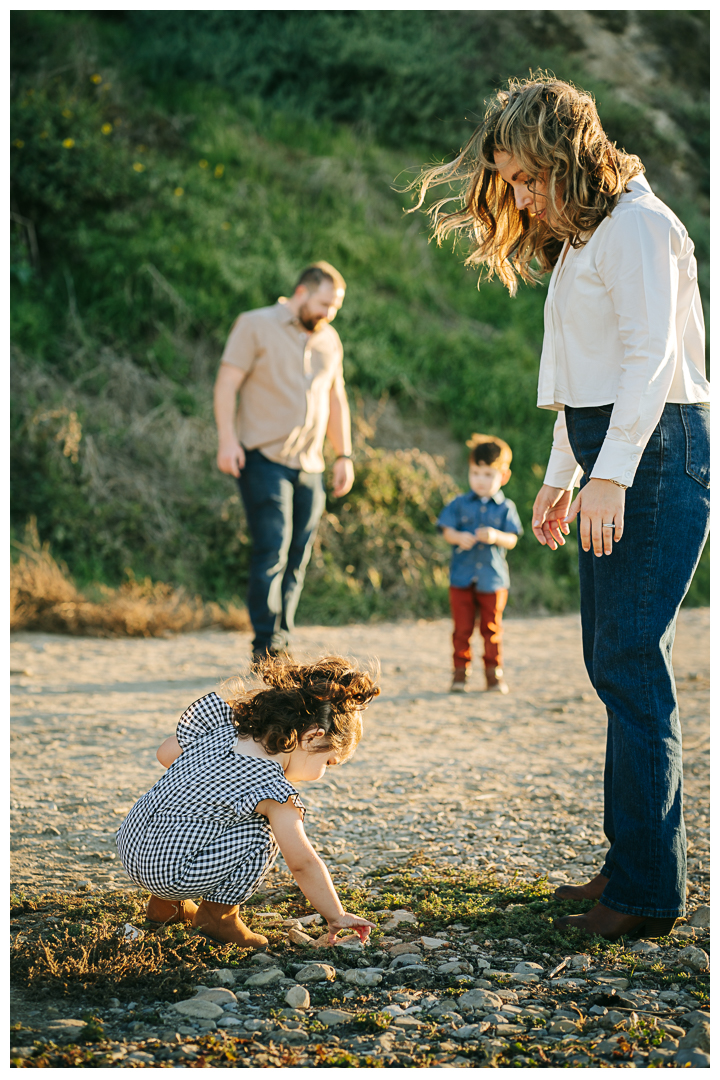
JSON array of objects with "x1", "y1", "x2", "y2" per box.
[{"x1": 540, "y1": 174, "x2": 709, "y2": 490}]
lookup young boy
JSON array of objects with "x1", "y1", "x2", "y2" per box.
[{"x1": 437, "y1": 434, "x2": 523, "y2": 694}]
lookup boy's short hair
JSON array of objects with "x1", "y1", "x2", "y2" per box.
[{"x1": 466, "y1": 432, "x2": 512, "y2": 470}]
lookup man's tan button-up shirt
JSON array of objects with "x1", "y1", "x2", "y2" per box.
[{"x1": 219, "y1": 300, "x2": 345, "y2": 473}]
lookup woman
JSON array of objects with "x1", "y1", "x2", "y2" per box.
[{"x1": 412, "y1": 76, "x2": 709, "y2": 940}]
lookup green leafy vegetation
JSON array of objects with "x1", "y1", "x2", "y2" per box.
[{"x1": 11, "y1": 11, "x2": 709, "y2": 620}]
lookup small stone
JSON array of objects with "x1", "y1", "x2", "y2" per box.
[
  {"x1": 381, "y1": 910, "x2": 417, "y2": 930},
  {"x1": 42, "y1": 825, "x2": 61, "y2": 836},
  {"x1": 455, "y1": 1023, "x2": 489, "y2": 1040},
  {"x1": 194, "y1": 988, "x2": 237, "y2": 1005},
  {"x1": 510, "y1": 973, "x2": 539, "y2": 984},
  {"x1": 647, "y1": 1047, "x2": 676, "y2": 1064},
  {"x1": 593, "y1": 973, "x2": 629, "y2": 990},
  {"x1": 457, "y1": 989, "x2": 503, "y2": 1013},
  {"x1": 45, "y1": 1019, "x2": 87, "y2": 1039},
  {"x1": 272, "y1": 1030, "x2": 309, "y2": 1046},
  {"x1": 335, "y1": 853, "x2": 358, "y2": 865},
  {"x1": 513, "y1": 961, "x2": 544, "y2": 974},
  {"x1": 678, "y1": 1020, "x2": 710, "y2": 1053},
  {"x1": 207, "y1": 969, "x2": 236, "y2": 987},
  {"x1": 217, "y1": 1016, "x2": 244, "y2": 1028},
  {"x1": 672, "y1": 925, "x2": 697, "y2": 940},
  {"x1": 126, "y1": 1052, "x2": 155, "y2": 1063},
  {"x1": 285, "y1": 985, "x2": 311, "y2": 1010},
  {"x1": 250, "y1": 952, "x2": 278, "y2": 966},
  {"x1": 317, "y1": 1008, "x2": 353, "y2": 1026},
  {"x1": 294, "y1": 962, "x2": 336, "y2": 983},
  {"x1": 342, "y1": 968, "x2": 383, "y2": 987},
  {"x1": 391, "y1": 953, "x2": 426, "y2": 969},
  {"x1": 674, "y1": 1049, "x2": 710, "y2": 1068},
  {"x1": 677, "y1": 945, "x2": 709, "y2": 971},
  {"x1": 629, "y1": 940, "x2": 659, "y2": 954},
  {"x1": 549, "y1": 1019, "x2": 578, "y2": 1034},
  {"x1": 288, "y1": 928, "x2": 314, "y2": 946},
  {"x1": 420, "y1": 936, "x2": 450, "y2": 950},
  {"x1": 437, "y1": 960, "x2": 474, "y2": 975},
  {"x1": 569, "y1": 953, "x2": 593, "y2": 971},
  {"x1": 389, "y1": 943, "x2": 422, "y2": 957},
  {"x1": 689, "y1": 905, "x2": 710, "y2": 929},
  {"x1": 679, "y1": 1010, "x2": 710, "y2": 1028},
  {"x1": 394, "y1": 1015, "x2": 424, "y2": 1028},
  {"x1": 244, "y1": 967, "x2": 284, "y2": 987},
  {"x1": 298, "y1": 913, "x2": 323, "y2": 925},
  {"x1": 171, "y1": 999, "x2": 224, "y2": 1020},
  {"x1": 254, "y1": 911, "x2": 283, "y2": 925}
]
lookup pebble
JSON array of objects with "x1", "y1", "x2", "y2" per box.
[
  {"x1": 294, "y1": 962, "x2": 336, "y2": 983},
  {"x1": 284, "y1": 985, "x2": 311, "y2": 1010},
  {"x1": 317, "y1": 1009, "x2": 353, "y2": 1027},
  {"x1": 193, "y1": 988, "x2": 237, "y2": 1005},
  {"x1": 677, "y1": 945, "x2": 709, "y2": 971},
  {"x1": 342, "y1": 968, "x2": 383, "y2": 986},
  {"x1": 288, "y1": 928, "x2": 314, "y2": 946},
  {"x1": 420, "y1": 936, "x2": 450, "y2": 950},
  {"x1": 171, "y1": 999, "x2": 224, "y2": 1020},
  {"x1": 382, "y1": 910, "x2": 417, "y2": 930},
  {"x1": 457, "y1": 989, "x2": 503, "y2": 1012},
  {"x1": 689, "y1": 904, "x2": 710, "y2": 928},
  {"x1": 678, "y1": 1020, "x2": 710, "y2": 1053},
  {"x1": 243, "y1": 967, "x2": 284, "y2": 987}
]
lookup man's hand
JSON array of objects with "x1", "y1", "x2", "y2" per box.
[
  {"x1": 217, "y1": 441, "x2": 246, "y2": 478},
  {"x1": 532, "y1": 484, "x2": 573, "y2": 550},
  {"x1": 475, "y1": 526, "x2": 497, "y2": 546},
  {"x1": 565, "y1": 478, "x2": 625, "y2": 557},
  {"x1": 325, "y1": 912, "x2": 375, "y2": 945},
  {"x1": 332, "y1": 458, "x2": 354, "y2": 497}
]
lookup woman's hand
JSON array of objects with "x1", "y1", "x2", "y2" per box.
[
  {"x1": 532, "y1": 484, "x2": 573, "y2": 550},
  {"x1": 565, "y1": 478, "x2": 625, "y2": 556},
  {"x1": 325, "y1": 912, "x2": 375, "y2": 945}
]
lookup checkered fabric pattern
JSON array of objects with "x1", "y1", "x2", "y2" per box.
[{"x1": 116, "y1": 692, "x2": 305, "y2": 904}]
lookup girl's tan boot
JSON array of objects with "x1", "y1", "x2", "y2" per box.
[
  {"x1": 192, "y1": 900, "x2": 268, "y2": 948},
  {"x1": 146, "y1": 895, "x2": 198, "y2": 925}
]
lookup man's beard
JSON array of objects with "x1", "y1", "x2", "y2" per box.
[{"x1": 298, "y1": 305, "x2": 324, "y2": 332}]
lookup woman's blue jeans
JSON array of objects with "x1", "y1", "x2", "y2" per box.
[
  {"x1": 238, "y1": 449, "x2": 326, "y2": 656},
  {"x1": 565, "y1": 403, "x2": 709, "y2": 918}
]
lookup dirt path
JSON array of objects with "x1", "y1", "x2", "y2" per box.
[{"x1": 10, "y1": 609, "x2": 709, "y2": 901}]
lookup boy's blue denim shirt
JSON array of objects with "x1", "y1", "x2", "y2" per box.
[{"x1": 436, "y1": 490, "x2": 523, "y2": 592}]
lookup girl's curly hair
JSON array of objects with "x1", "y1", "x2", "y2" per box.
[
  {"x1": 408, "y1": 74, "x2": 644, "y2": 295},
  {"x1": 228, "y1": 655, "x2": 379, "y2": 762}
]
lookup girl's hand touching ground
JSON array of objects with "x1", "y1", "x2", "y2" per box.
[{"x1": 325, "y1": 912, "x2": 375, "y2": 945}]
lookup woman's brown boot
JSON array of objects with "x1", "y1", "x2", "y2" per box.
[
  {"x1": 192, "y1": 900, "x2": 268, "y2": 948},
  {"x1": 553, "y1": 873, "x2": 609, "y2": 902},
  {"x1": 146, "y1": 895, "x2": 198, "y2": 925}
]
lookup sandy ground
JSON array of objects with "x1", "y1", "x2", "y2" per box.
[{"x1": 10, "y1": 609, "x2": 710, "y2": 899}]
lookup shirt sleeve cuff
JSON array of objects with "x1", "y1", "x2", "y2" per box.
[
  {"x1": 544, "y1": 448, "x2": 583, "y2": 490},
  {"x1": 590, "y1": 437, "x2": 643, "y2": 487}
]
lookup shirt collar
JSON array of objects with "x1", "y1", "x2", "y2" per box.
[
  {"x1": 625, "y1": 173, "x2": 653, "y2": 196},
  {"x1": 467, "y1": 489, "x2": 506, "y2": 505}
]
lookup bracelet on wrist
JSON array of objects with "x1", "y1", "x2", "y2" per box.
[
  {"x1": 597, "y1": 477, "x2": 628, "y2": 490},
  {"x1": 336, "y1": 453, "x2": 354, "y2": 462}
]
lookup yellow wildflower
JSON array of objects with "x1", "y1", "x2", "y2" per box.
[
  {"x1": 221, "y1": 221, "x2": 231, "y2": 230},
  {"x1": 62, "y1": 108, "x2": 73, "y2": 119},
  {"x1": 133, "y1": 162, "x2": 145, "y2": 172},
  {"x1": 214, "y1": 163, "x2": 225, "y2": 178},
  {"x1": 174, "y1": 187, "x2": 184, "y2": 197},
  {"x1": 101, "y1": 123, "x2": 113, "y2": 135},
  {"x1": 13, "y1": 139, "x2": 25, "y2": 148},
  {"x1": 198, "y1": 159, "x2": 209, "y2": 169},
  {"x1": 91, "y1": 74, "x2": 103, "y2": 84},
  {"x1": 62, "y1": 138, "x2": 75, "y2": 148}
]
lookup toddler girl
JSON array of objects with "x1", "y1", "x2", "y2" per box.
[{"x1": 117, "y1": 655, "x2": 379, "y2": 948}]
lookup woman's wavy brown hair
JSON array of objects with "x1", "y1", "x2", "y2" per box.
[
  {"x1": 409, "y1": 74, "x2": 644, "y2": 295},
  {"x1": 228, "y1": 655, "x2": 379, "y2": 763}
]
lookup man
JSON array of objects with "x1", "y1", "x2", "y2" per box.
[{"x1": 214, "y1": 262, "x2": 354, "y2": 661}]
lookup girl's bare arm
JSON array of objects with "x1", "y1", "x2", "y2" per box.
[
  {"x1": 258, "y1": 798, "x2": 374, "y2": 943},
  {"x1": 157, "y1": 735, "x2": 182, "y2": 768}
]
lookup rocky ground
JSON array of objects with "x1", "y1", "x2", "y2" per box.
[{"x1": 10, "y1": 610, "x2": 710, "y2": 1068}]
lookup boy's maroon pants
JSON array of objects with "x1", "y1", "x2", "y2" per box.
[{"x1": 450, "y1": 586, "x2": 508, "y2": 671}]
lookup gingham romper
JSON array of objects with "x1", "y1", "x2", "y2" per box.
[{"x1": 116, "y1": 692, "x2": 305, "y2": 904}]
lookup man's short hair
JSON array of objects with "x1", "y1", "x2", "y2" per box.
[
  {"x1": 295, "y1": 261, "x2": 346, "y2": 295},
  {"x1": 466, "y1": 432, "x2": 513, "y2": 470}
]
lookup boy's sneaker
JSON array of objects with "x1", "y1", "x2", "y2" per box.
[
  {"x1": 486, "y1": 667, "x2": 509, "y2": 694},
  {"x1": 450, "y1": 668, "x2": 468, "y2": 694}
]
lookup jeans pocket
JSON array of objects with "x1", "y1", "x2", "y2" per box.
[{"x1": 680, "y1": 404, "x2": 710, "y2": 488}]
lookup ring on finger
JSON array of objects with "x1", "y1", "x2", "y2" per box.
[{"x1": 601, "y1": 523, "x2": 617, "y2": 529}]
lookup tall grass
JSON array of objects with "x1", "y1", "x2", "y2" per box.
[{"x1": 10, "y1": 11, "x2": 709, "y2": 624}]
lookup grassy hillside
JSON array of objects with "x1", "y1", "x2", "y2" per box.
[{"x1": 10, "y1": 10, "x2": 709, "y2": 622}]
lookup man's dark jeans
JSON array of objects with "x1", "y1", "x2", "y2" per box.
[
  {"x1": 565, "y1": 402, "x2": 709, "y2": 918},
  {"x1": 238, "y1": 449, "x2": 326, "y2": 656}
]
